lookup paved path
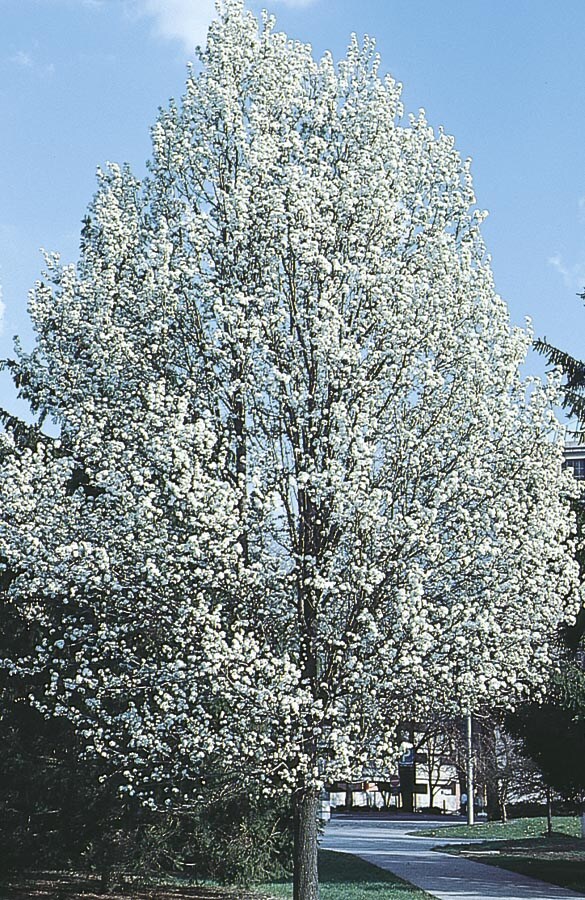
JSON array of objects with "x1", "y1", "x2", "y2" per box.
[{"x1": 321, "y1": 814, "x2": 583, "y2": 900}]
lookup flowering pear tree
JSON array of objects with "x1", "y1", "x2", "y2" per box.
[{"x1": 1, "y1": 3, "x2": 581, "y2": 898}]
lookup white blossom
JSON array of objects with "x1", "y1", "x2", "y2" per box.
[{"x1": 0, "y1": 0, "x2": 581, "y2": 814}]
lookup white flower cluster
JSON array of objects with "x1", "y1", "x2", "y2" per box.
[{"x1": 1, "y1": 0, "x2": 581, "y2": 803}]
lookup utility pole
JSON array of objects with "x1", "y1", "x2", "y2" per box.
[{"x1": 466, "y1": 711, "x2": 475, "y2": 826}]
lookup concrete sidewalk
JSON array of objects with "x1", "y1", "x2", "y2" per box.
[{"x1": 321, "y1": 814, "x2": 583, "y2": 900}]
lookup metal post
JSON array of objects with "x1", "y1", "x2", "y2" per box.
[{"x1": 466, "y1": 711, "x2": 475, "y2": 826}]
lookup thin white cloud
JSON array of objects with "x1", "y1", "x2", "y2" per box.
[
  {"x1": 548, "y1": 252, "x2": 585, "y2": 292},
  {"x1": 131, "y1": 0, "x2": 216, "y2": 53},
  {"x1": 131, "y1": 0, "x2": 319, "y2": 52},
  {"x1": 0, "y1": 285, "x2": 6, "y2": 338},
  {"x1": 548, "y1": 195, "x2": 585, "y2": 291},
  {"x1": 9, "y1": 50, "x2": 33, "y2": 68},
  {"x1": 271, "y1": 0, "x2": 318, "y2": 7},
  {"x1": 8, "y1": 48, "x2": 55, "y2": 76},
  {"x1": 32, "y1": 0, "x2": 104, "y2": 8}
]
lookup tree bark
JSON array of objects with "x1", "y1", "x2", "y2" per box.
[
  {"x1": 485, "y1": 779, "x2": 500, "y2": 821},
  {"x1": 398, "y1": 764, "x2": 414, "y2": 813},
  {"x1": 99, "y1": 861, "x2": 110, "y2": 894},
  {"x1": 546, "y1": 787, "x2": 553, "y2": 837},
  {"x1": 345, "y1": 785, "x2": 353, "y2": 810},
  {"x1": 293, "y1": 788, "x2": 320, "y2": 900}
]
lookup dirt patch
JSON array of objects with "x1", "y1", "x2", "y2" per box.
[{"x1": 0, "y1": 872, "x2": 265, "y2": 900}]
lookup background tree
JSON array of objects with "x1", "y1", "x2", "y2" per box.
[
  {"x1": 507, "y1": 682, "x2": 585, "y2": 812},
  {"x1": 475, "y1": 714, "x2": 523, "y2": 823},
  {"x1": 504, "y1": 302, "x2": 585, "y2": 834},
  {"x1": 0, "y1": 4, "x2": 581, "y2": 899},
  {"x1": 535, "y1": 314, "x2": 585, "y2": 436},
  {"x1": 415, "y1": 721, "x2": 456, "y2": 811}
]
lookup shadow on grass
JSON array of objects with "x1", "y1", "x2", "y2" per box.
[
  {"x1": 318, "y1": 851, "x2": 430, "y2": 897},
  {"x1": 442, "y1": 835, "x2": 585, "y2": 895},
  {"x1": 467, "y1": 854, "x2": 585, "y2": 895},
  {"x1": 319, "y1": 850, "x2": 393, "y2": 883},
  {"x1": 261, "y1": 850, "x2": 431, "y2": 899},
  {"x1": 448, "y1": 833, "x2": 584, "y2": 854},
  {"x1": 262, "y1": 850, "x2": 398, "y2": 885}
]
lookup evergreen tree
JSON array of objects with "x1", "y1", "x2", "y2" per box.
[{"x1": 507, "y1": 295, "x2": 585, "y2": 822}]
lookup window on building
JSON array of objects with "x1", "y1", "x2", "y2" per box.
[{"x1": 567, "y1": 458, "x2": 585, "y2": 480}]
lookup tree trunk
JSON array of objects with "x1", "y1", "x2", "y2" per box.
[
  {"x1": 293, "y1": 788, "x2": 320, "y2": 900},
  {"x1": 344, "y1": 785, "x2": 353, "y2": 810},
  {"x1": 399, "y1": 764, "x2": 414, "y2": 813},
  {"x1": 99, "y1": 861, "x2": 110, "y2": 894},
  {"x1": 485, "y1": 777, "x2": 500, "y2": 821}
]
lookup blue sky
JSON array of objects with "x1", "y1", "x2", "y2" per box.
[{"x1": 1, "y1": 0, "x2": 585, "y2": 417}]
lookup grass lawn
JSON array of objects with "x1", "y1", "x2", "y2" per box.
[
  {"x1": 259, "y1": 849, "x2": 433, "y2": 900},
  {"x1": 416, "y1": 815, "x2": 581, "y2": 840},
  {"x1": 417, "y1": 817, "x2": 585, "y2": 895}
]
